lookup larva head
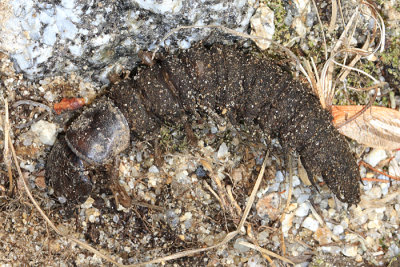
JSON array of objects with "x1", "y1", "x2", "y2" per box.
[{"x1": 65, "y1": 98, "x2": 130, "y2": 165}]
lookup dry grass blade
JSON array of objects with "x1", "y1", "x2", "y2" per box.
[
  {"x1": 311, "y1": 0, "x2": 328, "y2": 59},
  {"x1": 317, "y1": 0, "x2": 386, "y2": 110},
  {"x1": 328, "y1": 0, "x2": 338, "y2": 33},
  {"x1": 332, "y1": 105, "x2": 400, "y2": 150},
  {"x1": 320, "y1": 9, "x2": 359, "y2": 108},
  {"x1": 2, "y1": 97, "x2": 13, "y2": 195},
  {"x1": 237, "y1": 241, "x2": 295, "y2": 265}
]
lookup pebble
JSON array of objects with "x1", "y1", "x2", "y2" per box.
[
  {"x1": 364, "y1": 148, "x2": 387, "y2": 167},
  {"x1": 302, "y1": 216, "x2": 319, "y2": 232},
  {"x1": 30, "y1": 120, "x2": 57, "y2": 145},
  {"x1": 256, "y1": 192, "x2": 281, "y2": 220},
  {"x1": 148, "y1": 165, "x2": 159, "y2": 173},
  {"x1": 281, "y1": 212, "x2": 295, "y2": 236},
  {"x1": 275, "y1": 171, "x2": 284, "y2": 182},
  {"x1": 333, "y1": 225, "x2": 344, "y2": 235},
  {"x1": 234, "y1": 238, "x2": 250, "y2": 253},
  {"x1": 366, "y1": 186, "x2": 382, "y2": 199},
  {"x1": 313, "y1": 226, "x2": 332, "y2": 245},
  {"x1": 295, "y1": 202, "x2": 309, "y2": 217},
  {"x1": 250, "y1": 5, "x2": 275, "y2": 49},
  {"x1": 81, "y1": 197, "x2": 94, "y2": 209},
  {"x1": 342, "y1": 245, "x2": 358, "y2": 257},
  {"x1": 217, "y1": 142, "x2": 229, "y2": 158}
]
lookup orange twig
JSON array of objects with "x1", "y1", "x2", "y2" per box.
[
  {"x1": 359, "y1": 161, "x2": 400, "y2": 181},
  {"x1": 361, "y1": 177, "x2": 390, "y2": 183}
]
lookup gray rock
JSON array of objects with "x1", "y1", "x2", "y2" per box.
[{"x1": 0, "y1": 0, "x2": 257, "y2": 81}]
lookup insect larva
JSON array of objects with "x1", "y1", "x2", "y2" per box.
[{"x1": 46, "y1": 43, "x2": 361, "y2": 206}]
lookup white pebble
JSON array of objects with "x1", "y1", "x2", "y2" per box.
[
  {"x1": 275, "y1": 171, "x2": 284, "y2": 182},
  {"x1": 342, "y1": 245, "x2": 358, "y2": 257},
  {"x1": 364, "y1": 148, "x2": 387, "y2": 167},
  {"x1": 333, "y1": 225, "x2": 344, "y2": 235},
  {"x1": 234, "y1": 238, "x2": 250, "y2": 253},
  {"x1": 297, "y1": 194, "x2": 310, "y2": 204},
  {"x1": 295, "y1": 202, "x2": 309, "y2": 217},
  {"x1": 302, "y1": 216, "x2": 319, "y2": 232},
  {"x1": 30, "y1": 120, "x2": 57, "y2": 145},
  {"x1": 292, "y1": 175, "x2": 300, "y2": 187},
  {"x1": 217, "y1": 142, "x2": 229, "y2": 158},
  {"x1": 148, "y1": 165, "x2": 159, "y2": 173}
]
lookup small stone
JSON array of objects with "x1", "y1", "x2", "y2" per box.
[
  {"x1": 58, "y1": 196, "x2": 67, "y2": 204},
  {"x1": 366, "y1": 186, "x2": 382, "y2": 199},
  {"x1": 250, "y1": 5, "x2": 275, "y2": 49},
  {"x1": 81, "y1": 197, "x2": 95, "y2": 209},
  {"x1": 148, "y1": 165, "x2": 159, "y2": 173},
  {"x1": 313, "y1": 226, "x2": 332, "y2": 245},
  {"x1": 35, "y1": 176, "x2": 46, "y2": 189},
  {"x1": 275, "y1": 171, "x2": 284, "y2": 182},
  {"x1": 302, "y1": 216, "x2": 319, "y2": 232},
  {"x1": 281, "y1": 212, "x2": 295, "y2": 236},
  {"x1": 86, "y1": 208, "x2": 100, "y2": 223},
  {"x1": 342, "y1": 245, "x2": 358, "y2": 257},
  {"x1": 364, "y1": 149, "x2": 387, "y2": 167},
  {"x1": 217, "y1": 142, "x2": 229, "y2": 158},
  {"x1": 234, "y1": 238, "x2": 250, "y2": 253},
  {"x1": 295, "y1": 202, "x2": 309, "y2": 217},
  {"x1": 333, "y1": 225, "x2": 344, "y2": 235},
  {"x1": 30, "y1": 120, "x2": 58, "y2": 145},
  {"x1": 256, "y1": 192, "x2": 281, "y2": 220}
]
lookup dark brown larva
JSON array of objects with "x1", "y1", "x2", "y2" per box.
[{"x1": 46, "y1": 43, "x2": 361, "y2": 206}]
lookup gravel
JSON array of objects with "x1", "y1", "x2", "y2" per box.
[{"x1": 0, "y1": 0, "x2": 399, "y2": 266}]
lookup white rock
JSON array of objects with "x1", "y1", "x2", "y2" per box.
[
  {"x1": 234, "y1": 237, "x2": 250, "y2": 253},
  {"x1": 133, "y1": 0, "x2": 183, "y2": 14},
  {"x1": 364, "y1": 148, "x2": 387, "y2": 167},
  {"x1": 295, "y1": 202, "x2": 309, "y2": 217},
  {"x1": 292, "y1": 175, "x2": 300, "y2": 187},
  {"x1": 366, "y1": 186, "x2": 382, "y2": 199},
  {"x1": 217, "y1": 142, "x2": 229, "y2": 158},
  {"x1": 293, "y1": 17, "x2": 307, "y2": 37},
  {"x1": 342, "y1": 245, "x2": 358, "y2": 257},
  {"x1": 281, "y1": 212, "x2": 295, "y2": 236},
  {"x1": 275, "y1": 171, "x2": 284, "y2": 182},
  {"x1": 302, "y1": 216, "x2": 319, "y2": 232},
  {"x1": 30, "y1": 120, "x2": 57, "y2": 145},
  {"x1": 333, "y1": 225, "x2": 344, "y2": 235},
  {"x1": 250, "y1": 5, "x2": 275, "y2": 49},
  {"x1": 148, "y1": 165, "x2": 159, "y2": 173},
  {"x1": 81, "y1": 197, "x2": 95, "y2": 209}
]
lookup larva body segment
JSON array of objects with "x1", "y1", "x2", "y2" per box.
[{"x1": 109, "y1": 43, "x2": 361, "y2": 205}]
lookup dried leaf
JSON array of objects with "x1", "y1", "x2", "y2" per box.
[
  {"x1": 297, "y1": 157, "x2": 311, "y2": 186},
  {"x1": 332, "y1": 105, "x2": 400, "y2": 150}
]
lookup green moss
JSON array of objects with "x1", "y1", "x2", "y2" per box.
[
  {"x1": 159, "y1": 125, "x2": 188, "y2": 152},
  {"x1": 261, "y1": 0, "x2": 291, "y2": 44}
]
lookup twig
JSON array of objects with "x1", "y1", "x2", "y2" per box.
[
  {"x1": 360, "y1": 161, "x2": 400, "y2": 181},
  {"x1": 13, "y1": 100, "x2": 54, "y2": 116},
  {"x1": 362, "y1": 177, "x2": 390, "y2": 183},
  {"x1": 237, "y1": 241, "x2": 295, "y2": 265},
  {"x1": 311, "y1": 0, "x2": 328, "y2": 60},
  {"x1": 2, "y1": 97, "x2": 13, "y2": 195}
]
